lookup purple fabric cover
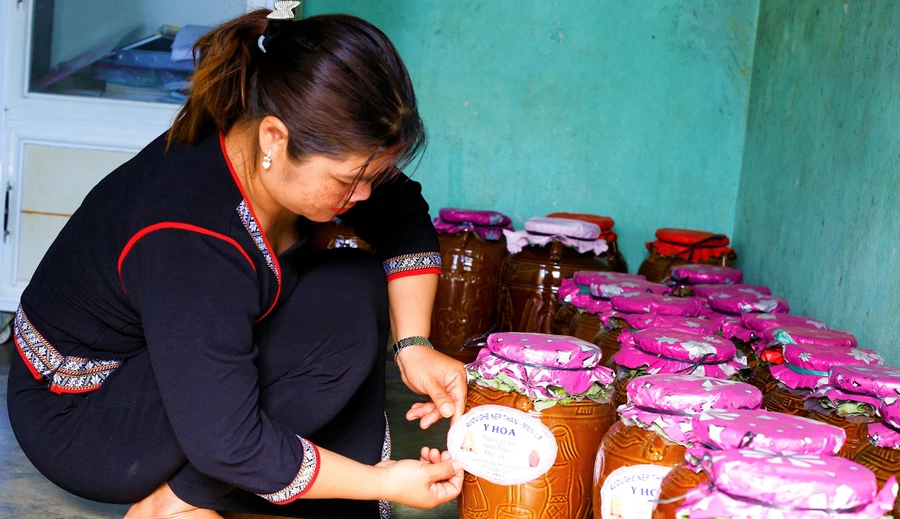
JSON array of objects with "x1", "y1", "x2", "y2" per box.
[
  {"x1": 742, "y1": 313, "x2": 828, "y2": 333},
  {"x1": 589, "y1": 279, "x2": 671, "y2": 299},
  {"x1": 686, "y1": 409, "x2": 846, "y2": 457},
  {"x1": 707, "y1": 290, "x2": 790, "y2": 315},
  {"x1": 618, "y1": 374, "x2": 762, "y2": 445},
  {"x1": 558, "y1": 278, "x2": 582, "y2": 302},
  {"x1": 573, "y1": 270, "x2": 645, "y2": 286},
  {"x1": 677, "y1": 450, "x2": 898, "y2": 519},
  {"x1": 624, "y1": 314, "x2": 720, "y2": 335},
  {"x1": 467, "y1": 333, "x2": 614, "y2": 402},
  {"x1": 433, "y1": 208, "x2": 513, "y2": 241},
  {"x1": 763, "y1": 325, "x2": 858, "y2": 349},
  {"x1": 613, "y1": 328, "x2": 745, "y2": 379},
  {"x1": 504, "y1": 217, "x2": 608, "y2": 255},
  {"x1": 868, "y1": 399, "x2": 900, "y2": 449},
  {"x1": 770, "y1": 344, "x2": 884, "y2": 391},
  {"x1": 558, "y1": 278, "x2": 613, "y2": 314},
  {"x1": 828, "y1": 364, "x2": 900, "y2": 399},
  {"x1": 691, "y1": 284, "x2": 772, "y2": 300},
  {"x1": 610, "y1": 293, "x2": 704, "y2": 316},
  {"x1": 715, "y1": 314, "x2": 757, "y2": 342},
  {"x1": 669, "y1": 264, "x2": 744, "y2": 285}
]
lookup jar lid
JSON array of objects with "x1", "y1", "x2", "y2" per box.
[
  {"x1": 523, "y1": 217, "x2": 601, "y2": 239},
  {"x1": 619, "y1": 375, "x2": 761, "y2": 444},
  {"x1": 589, "y1": 279, "x2": 671, "y2": 299},
  {"x1": 680, "y1": 450, "x2": 898, "y2": 518},
  {"x1": 707, "y1": 291, "x2": 790, "y2": 315},
  {"x1": 742, "y1": 313, "x2": 827, "y2": 333},
  {"x1": 546, "y1": 212, "x2": 614, "y2": 230},
  {"x1": 572, "y1": 270, "x2": 645, "y2": 286},
  {"x1": 624, "y1": 314, "x2": 720, "y2": 335},
  {"x1": 558, "y1": 278, "x2": 584, "y2": 302},
  {"x1": 829, "y1": 364, "x2": 900, "y2": 399},
  {"x1": 868, "y1": 399, "x2": 900, "y2": 449},
  {"x1": 691, "y1": 284, "x2": 772, "y2": 300},
  {"x1": 770, "y1": 344, "x2": 884, "y2": 390},
  {"x1": 630, "y1": 329, "x2": 737, "y2": 363},
  {"x1": 763, "y1": 325, "x2": 857, "y2": 348},
  {"x1": 610, "y1": 293, "x2": 704, "y2": 316},
  {"x1": 655, "y1": 228, "x2": 730, "y2": 247},
  {"x1": 715, "y1": 315, "x2": 757, "y2": 343},
  {"x1": 669, "y1": 264, "x2": 744, "y2": 285},
  {"x1": 468, "y1": 333, "x2": 614, "y2": 405},
  {"x1": 688, "y1": 409, "x2": 846, "y2": 455},
  {"x1": 438, "y1": 207, "x2": 512, "y2": 227},
  {"x1": 570, "y1": 294, "x2": 612, "y2": 314}
]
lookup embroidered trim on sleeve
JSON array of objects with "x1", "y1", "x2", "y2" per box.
[
  {"x1": 383, "y1": 252, "x2": 442, "y2": 280},
  {"x1": 379, "y1": 413, "x2": 392, "y2": 518},
  {"x1": 259, "y1": 436, "x2": 320, "y2": 505}
]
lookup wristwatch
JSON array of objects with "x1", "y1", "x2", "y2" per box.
[{"x1": 392, "y1": 336, "x2": 433, "y2": 362}]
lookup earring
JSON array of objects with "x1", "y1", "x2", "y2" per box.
[{"x1": 262, "y1": 149, "x2": 273, "y2": 170}]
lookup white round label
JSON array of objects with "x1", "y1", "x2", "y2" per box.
[
  {"x1": 447, "y1": 405, "x2": 558, "y2": 486},
  {"x1": 599, "y1": 464, "x2": 673, "y2": 519}
]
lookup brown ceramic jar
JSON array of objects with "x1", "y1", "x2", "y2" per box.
[
  {"x1": 653, "y1": 463, "x2": 707, "y2": 519},
  {"x1": 307, "y1": 221, "x2": 374, "y2": 253},
  {"x1": 853, "y1": 443, "x2": 900, "y2": 519},
  {"x1": 553, "y1": 303, "x2": 581, "y2": 336},
  {"x1": 592, "y1": 421, "x2": 686, "y2": 519},
  {"x1": 430, "y1": 231, "x2": 508, "y2": 363},
  {"x1": 569, "y1": 311, "x2": 603, "y2": 344},
  {"x1": 497, "y1": 242, "x2": 610, "y2": 333},
  {"x1": 637, "y1": 228, "x2": 736, "y2": 283},
  {"x1": 610, "y1": 367, "x2": 631, "y2": 409},
  {"x1": 748, "y1": 357, "x2": 778, "y2": 395},
  {"x1": 459, "y1": 384, "x2": 616, "y2": 519},
  {"x1": 807, "y1": 408, "x2": 878, "y2": 459},
  {"x1": 763, "y1": 383, "x2": 812, "y2": 416},
  {"x1": 595, "y1": 328, "x2": 625, "y2": 369}
]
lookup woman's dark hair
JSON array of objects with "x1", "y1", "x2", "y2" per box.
[{"x1": 168, "y1": 11, "x2": 425, "y2": 181}]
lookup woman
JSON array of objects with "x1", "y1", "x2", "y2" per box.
[{"x1": 7, "y1": 7, "x2": 466, "y2": 519}]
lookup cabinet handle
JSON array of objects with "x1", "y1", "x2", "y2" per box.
[{"x1": 3, "y1": 182, "x2": 11, "y2": 243}]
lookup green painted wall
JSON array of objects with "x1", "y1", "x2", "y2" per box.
[
  {"x1": 305, "y1": 0, "x2": 759, "y2": 267},
  {"x1": 734, "y1": 2, "x2": 900, "y2": 363}
]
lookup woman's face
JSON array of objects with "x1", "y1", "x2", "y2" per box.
[{"x1": 261, "y1": 152, "x2": 389, "y2": 223}]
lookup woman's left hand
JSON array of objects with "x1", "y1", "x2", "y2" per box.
[{"x1": 396, "y1": 346, "x2": 467, "y2": 429}]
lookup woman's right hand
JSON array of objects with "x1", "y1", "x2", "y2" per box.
[{"x1": 375, "y1": 449, "x2": 464, "y2": 509}]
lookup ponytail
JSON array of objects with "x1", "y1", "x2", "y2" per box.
[{"x1": 167, "y1": 10, "x2": 268, "y2": 149}]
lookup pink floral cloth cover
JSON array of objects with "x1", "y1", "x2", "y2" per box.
[
  {"x1": 868, "y1": 399, "x2": 900, "y2": 449},
  {"x1": 770, "y1": 343, "x2": 884, "y2": 391},
  {"x1": 557, "y1": 278, "x2": 613, "y2": 314},
  {"x1": 558, "y1": 278, "x2": 583, "y2": 302},
  {"x1": 742, "y1": 312, "x2": 828, "y2": 333},
  {"x1": 623, "y1": 314, "x2": 720, "y2": 335},
  {"x1": 589, "y1": 279, "x2": 671, "y2": 299},
  {"x1": 619, "y1": 374, "x2": 762, "y2": 445},
  {"x1": 466, "y1": 332, "x2": 614, "y2": 411},
  {"x1": 763, "y1": 325, "x2": 858, "y2": 349},
  {"x1": 707, "y1": 289, "x2": 790, "y2": 315},
  {"x1": 669, "y1": 264, "x2": 744, "y2": 285},
  {"x1": 686, "y1": 409, "x2": 846, "y2": 459},
  {"x1": 828, "y1": 364, "x2": 900, "y2": 399},
  {"x1": 691, "y1": 284, "x2": 772, "y2": 300},
  {"x1": 433, "y1": 208, "x2": 514, "y2": 241},
  {"x1": 610, "y1": 293, "x2": 704, "y2": 316},
  {"x1": 573, "y1": 270, "x2": 645, "y2": 286},
  {"x1": 503, "y1": 217, "x2": 608, "y2": 255},
  {"x1": 613, "y1": 328, "x2": 745, "y2": 379},
  {"x1": 677, "y1": 449, "x2": 898, "y2": 519},
  {"x1": 715, "y1": 314, "x2": 757, "y2": 343}
]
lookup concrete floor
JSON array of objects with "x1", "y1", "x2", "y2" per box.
[{"x1": 0, "y1": 344, "x2": 457, "y2": 518}]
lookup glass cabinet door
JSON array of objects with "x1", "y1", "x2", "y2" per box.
[{"x1": 28, "y1": 0, "x2": 253, "y2": 104}]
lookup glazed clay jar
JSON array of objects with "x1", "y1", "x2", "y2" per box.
[
  {"x1": 653, "y1": 408, "x2": 847, "y2": 519},
  {"x1": 548, "y1": 213, "x2": 629, "y2": 274},
  {"x1": 307, "y1": 219, "x2": 374, "y2": 252},
  {"x1": 498, "y1": 218, "x2": 611, "y2": 333},
  {"x1": 668, "y1": 264, "x2": 743, "y2": 296},
  {"x1": 461, "y1": 333, "x2": 616, "y2": 519},
  {"x1": 637, "y1": 228, "x2": 736, "y2": 283},
  {"x1": 858, "y1": 399, "x2": 900, "y2": 519},
  {"x1": 431, "y1": 208, "x2": 512, "y2": 363},
  {"x1": 764, "y1": 343, "x2": 884, "y2": 416},
  {"x1": 675, "y1": 449, "x2": 898, "y2": 519},
  {"x1": 553, "y1": 271, "x2": 637, "y2": 339},
  {"x1": 592, "y1": 374, "x2": 762, "y2": 519},
  {"x1": 610, "y1": 328, "x2": 747, "y2": 409},
  {"x1": 807, "y1": 364, "x2": 898, "y2": 459},
  {"x1": 735, "y1": 313, "x2": 828, "y2": 374},
  {"x1": 594, "y1": 293, "x2": 703, "y2": 368}
]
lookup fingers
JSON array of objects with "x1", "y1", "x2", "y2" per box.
[
  {"x1": 424, "y1": 382, "x2": 455, "y2": 419},
  {"x1": 446, "y1": 371, "x2": 467, "y2": 423},
  {"x1": 406, "y1": 402, "x2": 435, "y2": 421},
  {"x1": 419, "y1": 447, "x2": 443, "y2": 464},
  {"x1": 431, "y1": 463, "x2": 465, "y2": 502},
  {"x1": 427, "y1": 459, "x2": 464, "y2": 483}
]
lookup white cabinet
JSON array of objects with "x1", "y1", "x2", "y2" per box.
[{"x1": 0, "y1": 0, "x2": 273, "y2": 310}]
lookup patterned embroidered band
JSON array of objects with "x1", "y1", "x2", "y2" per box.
[
  {"x1": 13, "y1": 306, "x2": 122, "y2": 394},
  {"x1": 258, "y1": 437, "x2": 320, "y2": 504},
  {"x1": 382, "y1": 252, "x2": 442, "y2": 280}
]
